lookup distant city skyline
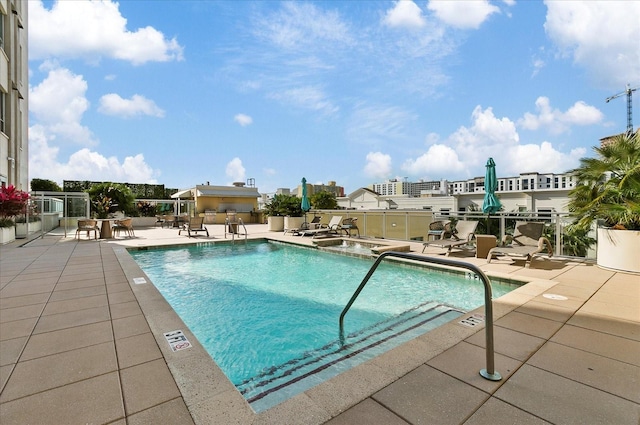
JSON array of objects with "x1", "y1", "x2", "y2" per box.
[{"x1": 29, "y1": 1, "x2": 639, "y2": 194}]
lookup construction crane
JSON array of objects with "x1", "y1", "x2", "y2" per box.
[{"x1": 606, "y1": 84, "x2": 639, "y2": 136}]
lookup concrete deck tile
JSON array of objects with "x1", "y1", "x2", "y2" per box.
[
  {"x1": 0, "y1": 341, "x2": 117, "y2": 402},
  {"x1": 0, "y1": 317, "x2": 38, "y2": 341},
  {"x1": 494, "y1": 310, "x2": 564, "y2": 339},
  {"x1": 540, "y1": 283, "x2": 599, "y2": 301},
  {"x1": 494, "y1": 364, "x2": 640, "y2": 424},
  {"x1": 32, "y1": 305, "x2": 111, "y2": 334},
  {"x1": 515, "y1": 299, "x2": 576, "y2": 323},
  {"x1": 0, "y1": 337, "x2": 26, "y2": 367},
  {"x1": 529, "y1": 292, "x2": 586, "y2": 311},
  {"x1": 107, "y1": 282, "x2": 132, "y2": 294},
  {"x1": 108, "y1": 289, "x2": 137, "y2": 304},
  {"x1": 0, "y1": 283, "x2": 55, "y2": 298},
  {"x1": 127, "y1": 397, "x2": 195, "y2": 425},
  {"x1": 112, "y1": 314, "x2": 151, "y2": 339},
  {"x1": 550, "y1": 324, "x2": 640, "y2": 366},
  {"x1": 591, "y1": 289, "x2": 639, "y2": 308},
  {"x1": 553, "y1": 277, "x2": 605, "y2": 292},
  {"x1": 323, "y1": 398, "x2": 409, "y2": 425},
  {"x1": 120, "y1": 358, "x2": 182, "y2": 415},
  {"x1": 0, "y1": 303, "x2": 45, "y2": 323},
  {"x1": 42, "y1": 294, "x2": 108, "y2": 316},
  {"x1": 579, "y1": 299, "x2": 640, "y2": 322},
  {"x1": 463, "y1": 397, "x2": 551, "y2": 425},
  {"x1": 115, "y1": 332, "x2": 163, "y2": 369},
  {"x1": 527, "y1": 341, "x2": 640, "y2": 403},
  {"x1": 110, "y1": 300, "x2": 143, "y2": 319},
  {"x1": 373, "y1": 364, "x2": 489, "y2": 425},
  {"x1": 466, "y1": 325, "x2": 546, "y2": 362},
  {"x1": 0, "y1": 292, "x2": 51, "y2": 310},
  {"x1": 53, "y1": 277, "x2": 106, "y2": 291},
  {"x1": 49, "y1": 284, "x2": 106, "y2": 302},
  {"x1": 0, "y1": 372, "x2": 124, "y2": 425},
  {"x1": 426, "y1": 341, "x2": 522, "y2": 393},
  {"x1": 20, "y1": 321, "x2": 113, "y2": 361},
  {"x1": 251, "y1": 392, "x2": 330, "y2": 425},
  {"x1": 0, "y1": 364, "x2": 13, "y2": 390}
]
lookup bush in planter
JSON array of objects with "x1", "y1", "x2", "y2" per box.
[
  {"x1": 87, "y1": 182, "x2": 135, "y2": 218},
  {"x1": 0, "y1": 185, "x2": 30, "y2": 223},
  {"x1": 263, "y1": 194, "x2": 303, "y2": 217},
  {"x1": 568, "y1": 132, "x2": 640, "y2": 231},
  {"x1": 0, "y1": 217, "x2": 15, "y2": 228},
  {"x1": 135, "y1": 201, "x2": 156, "y2": 217}
]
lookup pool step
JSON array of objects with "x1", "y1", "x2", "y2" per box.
[{"x1": 237, "y1": 302, "x2": 463, "y2": 411}]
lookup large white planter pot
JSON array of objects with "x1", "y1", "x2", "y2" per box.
[
  {"x1": 284, "y1": 216, "x2": 304, "y2": 232},
  {"x1": 267, "y1": 216, "x2": 284, "y2": 232},
  {"x1": 597, "y1": 228, "x2": 640, "y2": 273},
  {"x1": 15, "y1": 221, "x2": 42, "y2": 239},
  {"x1": 0, "y1": 226, "x2": 16, "y2": 245}
]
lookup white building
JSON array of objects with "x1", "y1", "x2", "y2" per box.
[
  {"x1": 0, "y1": 0, "x2": 28, "y2": 190},
  {"x1": 339, "y1": 171, "x2": 578, "y2": 214}
]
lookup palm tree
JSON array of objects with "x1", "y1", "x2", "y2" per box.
[{"x1": 568, "y1": 132, "x2": 640, "y2": 231}]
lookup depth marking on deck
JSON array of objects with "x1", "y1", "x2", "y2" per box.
[
  {"x1": 459, "y1": 313, "x2": 485, "y2": 327},
  {"x1": 133, "y1": 277, "x2": 147, "y2": 285},
  {"x1": 164, "y1": 330, "x2": 192, "y2": 352}
]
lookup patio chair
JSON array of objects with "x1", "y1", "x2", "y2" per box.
[
  {"x1": 179, "y1": 216, "x2": 209, "y2": 238},
  {"x1": 162, "y1": 214, "x2": 176, "y2": 228},
  {"x1": 422, "y1": 220, "x2": 478, "y2": 256},
  {"x1": 487, "y1": 221, "x2": 552, "y2": 268},
  {"x1": 427, "y1": 220, "x2": 451, "y2": 241},
  {"x1": 112, "y1": 217, "x2": 135, "y2": 238},
  {"x1": 75, "y1": 219, "x2": 100, "y2": 240},
  {"x1": 339, "y1": 217, "x2": 360, "y2": 237},
  {"x1": 300, "y1": 216, "x2": 343, "y2": 238}
]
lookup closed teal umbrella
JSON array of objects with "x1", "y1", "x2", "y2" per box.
[
  {"x1": 482, "y1": 158, "x2": 502, "y2": 214},
  {"x1": 301, "y1": 177, "x2": 311, "y2": 216}
]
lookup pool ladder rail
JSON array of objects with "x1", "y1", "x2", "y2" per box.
[
  {"x1": 339, "y1": 251, "x2": 502, "y2": 382},
  {"x1": 224, "y1": 216, "x2": 248, "y2": 242}
]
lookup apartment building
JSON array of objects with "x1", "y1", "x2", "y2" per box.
[{"x1": 0, "y1": 0, "x2": 28, "y2": 190}]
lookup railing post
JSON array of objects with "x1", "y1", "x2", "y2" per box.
[{"x1": 339, "y1": 251, "x2": 502, "y2": 381}]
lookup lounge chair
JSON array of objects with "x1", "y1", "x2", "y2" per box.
[
  {"x1": 179, "y1": 216, "x2": 209, "y2": 238},
  {"x1": 112, "y1": 217, "x2": 135, "y2": 238},
  {"x1": 162, "y1": 214, "x2": 176, "y2": 228},
  {"x1": 300, "y1": 216, "x2": 343, "y2": 238},
  {"x1": 288, "y1": 216, "x2": 321, "y2": 235},
  {"x1": 75, "y1": 219, "x2": 100, "y2": 240},
  {"x1": 487, "y1": 221, "x2": 552, "y2": 268},
  {"x1": 422, "y1": 220, "x2": 478, "y2": 255}
]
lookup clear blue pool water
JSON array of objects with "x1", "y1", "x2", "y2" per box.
[{"x1": 130, "y1": 241, "x2": 517, "y2": 412}]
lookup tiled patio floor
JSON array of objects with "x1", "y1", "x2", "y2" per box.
[{"x1": 1, "y1": 225, "x2": 638, "y2": 424}]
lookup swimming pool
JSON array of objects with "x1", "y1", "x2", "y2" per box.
[{"x1": 130, "y1": 241, "x2": 518, "y2": 412}]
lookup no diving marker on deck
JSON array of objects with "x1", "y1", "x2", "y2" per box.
[
  {"x1": 164, "y1": 330, "x2": 192, "y2": 352},
  {"x1": 459, "y1": 313, "x2": 485, "y2": 327},
  {"x1": 133, "y1": 277, "x2": 147, "y2": 285}
]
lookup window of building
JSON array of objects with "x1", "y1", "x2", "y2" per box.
[
  {"x1": 0, "y1": 91, "x2": 5, "y2": 134},
  {"x1": 440, "y1": 208, "x2": 450, "y2": 216}
]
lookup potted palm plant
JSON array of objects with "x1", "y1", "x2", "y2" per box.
[{"x1": 567, "y1": 132, "x2": 640, "y2": 272}]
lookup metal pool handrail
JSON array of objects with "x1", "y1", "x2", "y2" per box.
[{"x1": 338, "y1": 251, "x2": 502, "y2": 381}]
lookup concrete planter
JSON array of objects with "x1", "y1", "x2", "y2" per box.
[
  {"x1": 597, "y1": 228, "x2": 640, "y2": 273},
  {"x1": 16, "y1": 221, "x2": 42, "y2": 239},
  {"x1": 267, "y1": 216, "x2": 284, "y2": 232},
  {"x1": 0, "y1": 226, "x2": 16, "y2": 245},
  {"x1": 284, "y1": 216, "x2": 304, "y2": 232}
]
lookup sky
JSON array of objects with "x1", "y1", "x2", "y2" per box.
[{"x1": 28, "y1": 1, "x2": 640, "y2": 194}]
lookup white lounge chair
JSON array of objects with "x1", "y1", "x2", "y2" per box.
[
  {"x1": 487, "y1": 221, "x2": 552, "y2": 268},
  {"x1": 422, "y1": 220, "x2": 478, "y2": 256},
  {"x1": 300, "y1": 216, "x2": 343, "y2": 238}
]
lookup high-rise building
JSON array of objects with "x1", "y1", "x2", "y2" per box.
[{"x1": 0, "y1": 0, "x2": 28, "y2": 190}]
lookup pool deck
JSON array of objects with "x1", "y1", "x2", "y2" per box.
[{"x1": 1, "y1": 224, "x2": 638, "y2": 424}]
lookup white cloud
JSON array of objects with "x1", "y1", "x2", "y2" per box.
[
  {"x1": 226, "y1": 157, "x2": 246, "y2": 183},
  {"x1": 427, "y1": 0, "x2": 500, "y2": 29},
  {"x1": 29, "y1": 0, "x2": 183, "y2": 65},
  {"x1": 29, "y1": 65, "x2": 97, "y2": 146},
  {"x1": 364, "y1": 152, "x2": 393, "y2": 180},
  {"x1": 234, "y1": 114, "x2": 253, "y2": 126},
  {"x1": 29, "y1": 125, "x2": 159, "y2": 184},
  {"x1": 269, "y1": 86, "x2": 339, "y2": 115},
  {"x1": 98, "y1": 94, "x2": 165, "y2": 118},
  {"x1": 544, "y1": 1, "x2": 640, "y2": 87},
  {"x1": 383, "y1": 1, "x2": 426, "y2": 29},
  {"x1": 348, "y1": 104, "x2": 418, "y2": 146},
  {"x1": 401, "y1": 144, "x2": 465, "y2": 177},
  {"x1": 518, "y1": 97, "x2": 603, "y2": 134}
]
